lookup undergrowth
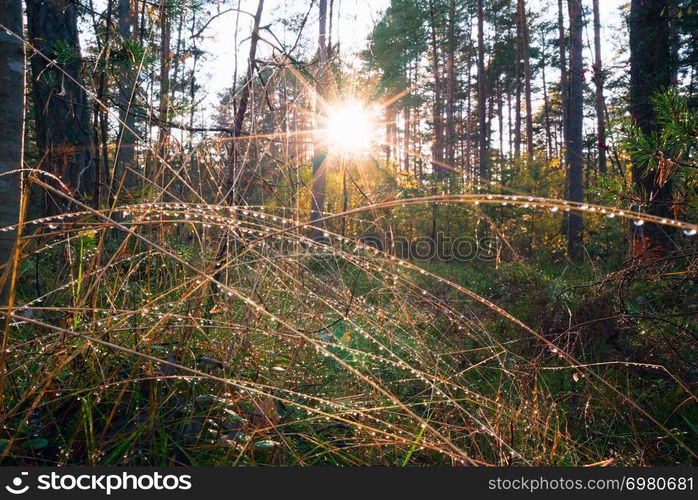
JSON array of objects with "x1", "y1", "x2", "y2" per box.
[{"x1": 0, "y1": 193, "x2": 695, "y2": 466}]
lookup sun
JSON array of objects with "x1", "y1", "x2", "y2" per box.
[{"x1": 321, "y1": 99, "x2": 378, "y2": 156}]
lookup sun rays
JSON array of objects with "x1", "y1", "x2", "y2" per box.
[{"x1": 320, "y1": 99, "x2": 380, "y2": 156}]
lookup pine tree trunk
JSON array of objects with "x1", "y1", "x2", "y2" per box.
[
  {"x1": 310, "y1": 0, "x2": 328, "y2": 234},
  {"x1": 507, "y1": 82, "x2": 512, "y2": 159},
  {"x1": 445, "y1": 0, "x2": 456, "y2": 169},
  {"x1": 429, "y1": 0, "x2": 445, "y2": 178},
  {"x1": 93, "y1": 0, "x2": 114, "y2": 209},
  {"x1": 156, "y1": 1, "x2": 171, "y2": 172},
  {"x1": 476, "y1": 0, "x2": 488, "y2": 181},
  {"x1": 629, "y1": 0, "x2": 674, "y2": 250},
  {"x1": 519, "y1": 0, "x2": 534, "y2": 158},
  {"x1": 566, "y1": 0, "x2": 584, "y2": 258},
  {"x1": 465, "y1": 52, "x2": 472, "y2": 177},
  {"x1": 403, "y1": 62, "x2": 411, "y2": 173},
  {"x1": 498, "y1": 83, "x2": 504, "y2": 158},
  {"x1": 592, "y1": 0, "x2": 607, "y2": 175},
  {"x1": 26, "y1": 0, "x2": 93, "y2": 214},
  {"x1": 0, "y1": 0, "x2": 24, "y2": 301},
  {"x1": 514, "y1": 10, "x2": 522, "y2": 160},
  {"x1": 558, "y1": 0, "x2": 568, "y2": 156},
  {"x1": 541, "y1": 42, "x2": 553, "y2": 161},
  {"x1": 116, "y1": 0, "x2": 138, "y2": 189}
]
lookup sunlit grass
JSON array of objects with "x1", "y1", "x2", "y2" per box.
[{"x1": 0, "y1": 184, "x2": 695, "y2": 465}]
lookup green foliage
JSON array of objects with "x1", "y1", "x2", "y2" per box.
[
  {"x1": 623, "y1": 88, "x2": 698, "y2": 225},
  {"x1": 365, "y1": 0, "x2": 427, "y2": 94},
  {"x1": 624, "y1": 89, "x2": 698, "y2": 187},
  {"x1": 53, "y1": 40, "x2": 80, "y2": 66},
  {"x1": 118, "y1": 39, "x2": 153, "y2": 66}
]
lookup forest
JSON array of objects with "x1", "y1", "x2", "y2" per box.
[{"x1": 0, "y1": 0, "x2": 696, "y2": 467}]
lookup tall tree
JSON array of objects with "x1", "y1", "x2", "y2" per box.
[
  {"x1": 310, "y1": 0, "x2": 329, "y2": 234},
  {"x1": 90, "y1": 1, "x2": 114, "y2": 209},
  {"x1": 540, "y1": 29, "x2": 553, "y2": 160},
  {"x1": 629, "y1": 0, "x2": 674, "y2": 249},
  {"x1": 156, "y1": 0, "x2": 172, "y2": 172},
  {"x1": 428, "y1": 0, "x2": 445, "y2": 177},
  {"x1": 476, "y1": 0, "x2": 488, "y2": 181},
  {"x1": 557, "y1": 0, "x2": 568, "y2": 156},
  {"x1": 0, "y1": 0, "x2": 24, "y2": 300},
  {"x1": 444, "y1": 0, "x2": 457, "y2": 169},
  {"x1": 592, "y1": 0, "x2": 606, "y2": 174},
  {"x1": 566, "y1": 0, "x2": 584, "y2": 257},
  {"x1": 26, "y1": 0, "x2": 93, "y2": 213},
  {"x1": 224, "y1": 0, "x2": 264, "y2": 204},
  {"x1": 364, "y1": 0, "x2": 426, "y2": 174},
  {"x1": 514, "y1": 2, "x2": 522, "y2": 159},
  {"x1": 518, "y1": 0, "x2": 534, "y2": 157},
  {"x1": 115, "y1": 0, "x2": 138, "y2": 188}
]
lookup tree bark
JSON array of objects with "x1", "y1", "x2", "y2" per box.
[
  {"x1": 92, "y1": 0, "x2": 114, "y2": 209},
  {"x1": 476, "y1": 0, "x2": 488, "y2": 181},
  {"x1": 514, "y1": 7, "x2": 522, "y2": 161},
  {"x1": 428, "y1": 0, "x2": 445, "y2": 178},
  {"x1": 566, "y1": 0, "x2": 584, "y2": 258},
  {"x1": 156, "y1": 0, "x2": 171, "y2": 174},
  {"x1": 518, "y1": 0, "x2": 534, "y2": 158},
  {"x1": 26, "y1": 0, "x2": 93, "y2": 214},
  {"x1": 629, "y1": 0, "x2": 674, "y2": 250},
  {"x1": 465, "y1": 51, "x2": 472, "y2": 177},
  {"x1": 540, "y1": 36, "x2": 553, "y2": 161},
  {"x1": 310, "y1": 0, "x2": 328, "y2": 234},
  {"x1": 0, "y1": 0, "x2": 24, "y2": 301},
  {"x1": 558, "y1": 0, "x2": 568, "y2": 156},
  {"x1": 592, "y1": 0, "x2": 607, "y2": 174},
  {"x1": 445, "y1": 0, "x2": 456, "y2": 169},
  {"x1": 116, "y1": 0, "x2": 137, "y2": 185},
  {"x1": 403, "y1": 62, "x2": 411, "y2": 173}
]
